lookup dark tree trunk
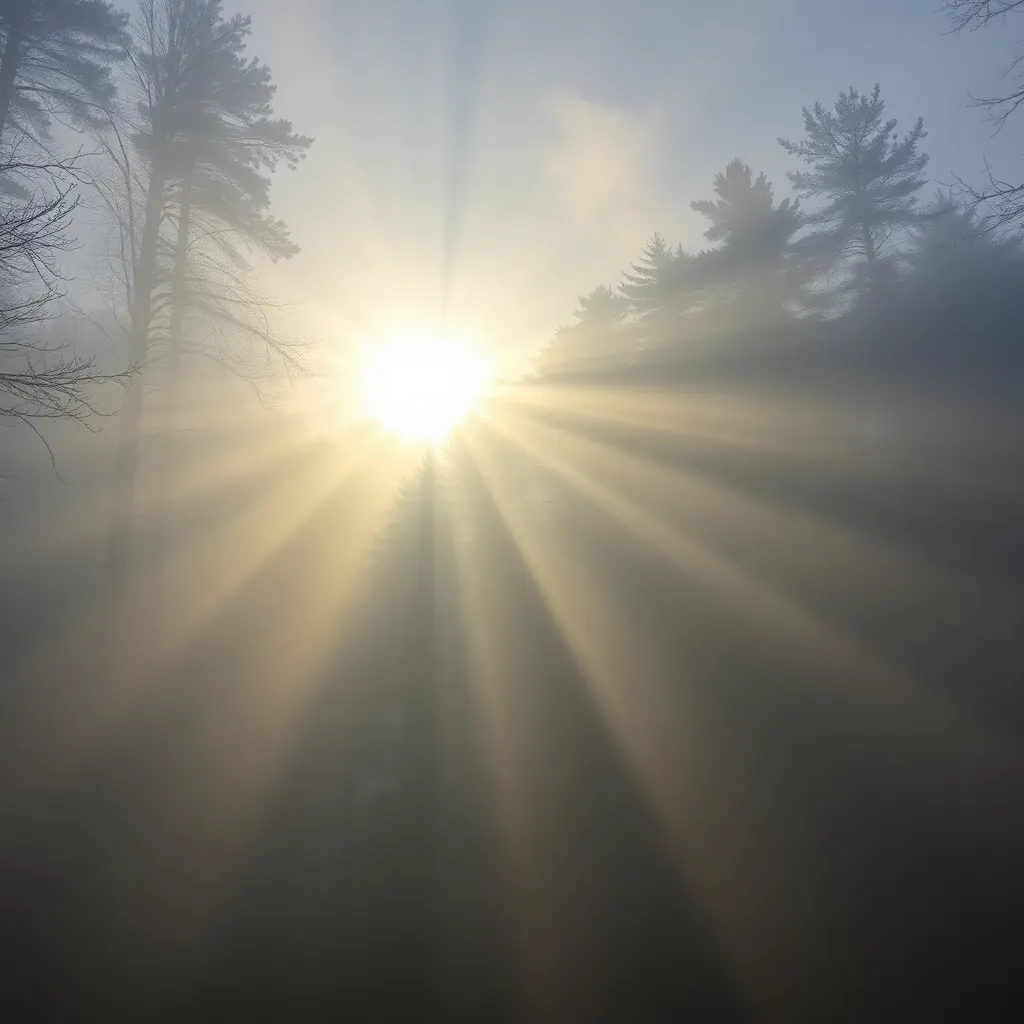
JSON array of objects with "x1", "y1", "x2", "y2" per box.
[
  {"x1": 153, "y1": 158, "x2": 195, "y2": 565},
  {"x1": 0, "y1": 1, "x2": 28, "y2": 141},
  {"x1": 107, "y1": 155, "x2": 170, "y2": 591}
]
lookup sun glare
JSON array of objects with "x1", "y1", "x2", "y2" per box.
[{"x1": 360, "y1": 332, "x2": 490, "y2": 442}]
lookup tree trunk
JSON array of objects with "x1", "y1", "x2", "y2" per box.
[
  {"x1": 861, "y1": 218, "x2": 880, "y2": 289},
  {"x1": 0, "y1": 1, "x2": 27, "y2": 142},
  {"x1": 154, "y1": 158, "x2": 195, "y2": 566},
  {"x1": 106, "y1": 157, "x2": 170, "y2": 591}
]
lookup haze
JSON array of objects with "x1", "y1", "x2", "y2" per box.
[{"x1": 2, "y1": 1, "x2": 1024, "y2": 1020}]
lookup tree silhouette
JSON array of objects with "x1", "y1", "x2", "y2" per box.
[
  {"x1": 160, "y1": 0, "x2": 309, "y2": 396},
  {"x1": 779, "y1": 85, "x2": 928, "y2": 302},
  {"x1": 690, "y1": 158, "x2": 805, "y2": 329},
  {"x1": 946, "y1": 1, "x2": 1024, "y2": 229},
  {"x1": 620, "y1": 232, "x2": 691, "y2": 352},
  {"x1": 909, "y1": 192, "x2": 1019, "y2": 277},
  {"x1": 536, "y1": 284, "x2": 630, "y2": 376},
  {"x1": 0, "y1": 0, "x2": 128, "y2": 146},
  {"x1": 575, "y1": 282, "x2": 629, "y2": 326},
  {"x1": 1, "y1": 151, "x2": 132, "y2": 462},
  {"x1": 620, "y1": 232, "x2": 679, "y2": 312},
  {"x1": 0, "y1": 183, "x2": 128, "y2": 455},
  {"x1": 153, "y1": 2, "x2": 309, "y2": 553},
  {"x1": 103, "y1": 0, "x2": 309, "y2": 591},
  {"x1": 0, "y1": 2, "x2": 130, "y2": 458},
  {"x1": 897, "y1": 192, "x2": 1024, "y2": 364}
]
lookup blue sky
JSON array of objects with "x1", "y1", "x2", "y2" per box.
[{"x1": 219, "y1": 0, "x2": 1022, "y2": 374}]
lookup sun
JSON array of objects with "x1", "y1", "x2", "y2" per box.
[{"x1": 359, "y1": 332, "x2": 491, "y2": 442}]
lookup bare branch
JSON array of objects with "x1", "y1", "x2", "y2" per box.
[
  {"x1": 946, "y1": 1, "x2": 1024, "y2": 33},
  {"x1": 947, "y1": 160, "x2": 1024, "y2": 233},
  {"x1": 946, "y1": 1, "x2": 1024, "y2": 228}
]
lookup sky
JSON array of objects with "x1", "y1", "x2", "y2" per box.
[{"x1": 205, "y1": 0, "x2": 1021, "y2": 410}]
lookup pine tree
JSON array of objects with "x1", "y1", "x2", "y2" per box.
[
  {"x1": 779, "y1": 85, "x2": 928, "y2": 297},
  {"x1": 904, "y1": 192, "x2": 1024, "y2": 347},
  {"x1": 162, "y1": 1, "x2": 309, "y2": 359},
  {"x1": 0, "y1": 0, "x2": 129, "y2": 145},
  {"x1": 619, "y1": 232, "x2": 678, "y2": 312},
  {"x1": 574, "y1": 283, "x2": 629, "y2": 327},
  {"x1": 690, "y1": 159, "x2": 804, "y2": 326},
  {"x1": 691, "y1": 160, "x2": 801, "y2": 261},
  {"x1": 104, "y1": 0, "x2": 309, "y2": 590},
  {"x1": 157, "y1": 2, "x2": 310, "y2": 511},
  {"x1": 619, "y1": 232, "x2": 690, "y2": 351},
  {"x1": 535, "y1": 285, "x2": 629, "y2": 375}
]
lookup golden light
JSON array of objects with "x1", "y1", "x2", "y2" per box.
[{"x1": 359, "y1": 331, "x2": 491, "y2": 442}]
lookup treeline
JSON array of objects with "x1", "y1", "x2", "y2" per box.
[{"x1": 535, "y1": 84, "x2": 1024, "y2": 388}]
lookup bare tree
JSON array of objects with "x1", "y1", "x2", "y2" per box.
[
  {"x1": 0, "y1": 3, "x2": 133, "y2": 471},
  {"x1": 1, "y1": 151, "x2": 130, "y2": 469},
  {"x1": 946, "y1": 1, "x2": 1024, "y2": 229}
]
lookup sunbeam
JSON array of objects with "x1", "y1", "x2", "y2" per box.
[
  {"x1": 484, "y1": 405, "x2": 1022, "y2": 780},
  {"x1": 4, "y1": 1, "x2": 1024, "y2": 1017}
]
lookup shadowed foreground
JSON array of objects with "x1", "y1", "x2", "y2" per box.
[{"x1": 3, "y1": 358, "x2": 1024, "y2": 1021}]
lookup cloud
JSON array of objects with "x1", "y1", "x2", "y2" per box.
[{"x1": 543, "y1": 94, "x2": 656, "y2": 225}]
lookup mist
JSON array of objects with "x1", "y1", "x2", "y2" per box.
[{"x1": 2, "y1": 1, "x2": 1024, "y2": 1020}]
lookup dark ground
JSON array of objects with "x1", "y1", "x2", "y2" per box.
[{"x1": 2, "y1": 369, "x2": 1024, "y2": 1022}]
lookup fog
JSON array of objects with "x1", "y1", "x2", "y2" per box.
[{"x1": 2, "y1": 1, "x2": 1024, "y2": 1020}]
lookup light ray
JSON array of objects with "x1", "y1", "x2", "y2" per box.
[
  {"x1": 8, "y1": 434, "x2": 415, "y2": 807},
  {"x1": 131, "y1": 441, "x2": 412, "y2": 946},
  {"x1": 492, "y1": 394, "x2": 1024, "y2": 654},
  {"x1": 462, "y1": 422, "x2": 799, "y2": 1010},
  {"x1": 457, "y1": 402, "x2": 1024, "y2": 1006},
  {"x1": 485, "y1": 405, "x2": 1023, "y2": 779},
  {"x1": 445, "y1": 446, "x2": 572, "y2": 1017}
]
